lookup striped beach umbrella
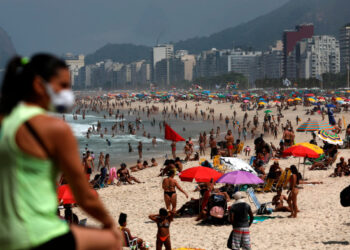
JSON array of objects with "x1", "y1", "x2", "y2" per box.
[
  {"x1": 296, "y1": 121, "x2": 334, "y2": 132},
  {"x1": 318, "y1": 130, "x2": 343, "y2": 145}
]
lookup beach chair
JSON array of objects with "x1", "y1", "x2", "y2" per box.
[
  {"x1": 123, "y1": 230, "x2": 139, "y2": 250},
  {"x1": 247, "y1": 188, "x2": 272, "y2": 214},
  {"x1": 262, "y1": 178, "x2": 275, "y2": 192}
]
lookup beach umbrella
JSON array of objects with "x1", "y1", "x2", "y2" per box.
[
  {"x1": 219, "y1": 157, "x2": 257, "y2": 175},
  {"x1": 283, "y1": 142, "x2": 324, "y2": 178},
  {"x1": 258, "y1": 102, "x2": 266, "y2": 106},
  {"x1": 318, "y1": 130, "x2": 343, "y2": 145},
  {"x1": 264, "y1": 110, "x2": 272, "y2": 114},
  {"x1": 287, "y1": 99, "x2": 294, "y2": 102},
  {"x1": 57, "y1": 184, "x2": 76, "y2": 205},
  {"x1": 308, "y1": 98, "x2": 316, "y2": 102},
  {"x1": 296, "y1": 121, "x2": 334, "y2": 132},
  {"x1": 179, "y1": 166, "x2": 223, "y2": 183},
  {"x1": 243, "y1": 99, "x2": 249, "y2": 103},
  {"x1": 283, "y1": 142, "x2": 323, "y2": 158},
  {"x1": 217, "y1": 171, "x2": 263, "y2": 185}
]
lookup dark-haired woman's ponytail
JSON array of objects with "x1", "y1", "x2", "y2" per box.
[{"x1": 0, "y1": 56, "x2": 25, "y2": 115}]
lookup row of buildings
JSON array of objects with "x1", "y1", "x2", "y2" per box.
[{"x1": 65, "y1": 23, "x2": 350, "y2": 89}]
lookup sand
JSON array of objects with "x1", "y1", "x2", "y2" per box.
[{"x1": 75, "y1": 100, "x2": 350, "y2": 250}]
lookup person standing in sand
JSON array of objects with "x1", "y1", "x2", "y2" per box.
[
  {"x1": 171, "y1": 141, "x2": 176, "y2": 159},
  {"x1": 225, "y1": 130, "x2": 234, "y2": 156},
  {"x1": 138, "y1": 141, "x2": 143, "y2": 159},
  {"x1": 162, "y1": 170, "x2": 188, "y2": 213},
  {"x1": 149, "y1": 208, "x2": 174, "y2": 250},
  {"x1": 287, "y1": 165, "x2": 299, "y2": 218},
  {"x1": 229, "y1": 192, "x2": 254, "y2": 250},
  {"x1": 97, "y1": 152, "x2": 105, "y2": 171}
]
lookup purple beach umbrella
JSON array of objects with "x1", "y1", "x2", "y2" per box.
[{"x1": 217, "y1": 171, "x2": 263, "y2": 185}]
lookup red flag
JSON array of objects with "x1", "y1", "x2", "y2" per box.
[{"x1": 164, "y1": 123, "x2": 185, "y2": 142}]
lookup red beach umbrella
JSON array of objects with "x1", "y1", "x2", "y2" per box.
[{"x1": 179, "y1": 166, "x2": 223, "y2": 183}]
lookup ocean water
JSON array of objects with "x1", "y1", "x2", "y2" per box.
[{"x1": 65, "y1": 111, "x2": 221, "y2": 165}]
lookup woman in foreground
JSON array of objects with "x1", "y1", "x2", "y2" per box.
[
  {"x1": 149, "y1": 208, "x2": 174, "y2": 250},
  {"x1": 0, "y1": 54, "x2": 123, "y2": 249}
]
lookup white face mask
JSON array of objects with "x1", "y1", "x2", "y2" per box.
[{"x1": 45, "y1": 84, "x2": 75, "y2": 113}]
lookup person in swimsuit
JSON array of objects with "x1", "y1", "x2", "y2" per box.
[
  {"x1": 117, "y1": 163, "x2": 141, "y2": 185},
  {"x1": 149, "y1": 208, "x2": 174, "y2": 250},
  {"x1": 225, "y1": 130, "x2": 234, "y2": 156},
  {"x1": 162, "y1": 170, "x2": 188, "y2": 213},
  {"x1": 119, "y1": 213, "x2": 148, "y2": 250},
  {"x1": 97, "y1": 152, "x2": 105, "y2": 172},
  {"x1": 0, "y1": 54, "x2": 122, "y2": 249},
  {"x1": 272, "y1": 189, "x2": 291, "y2": 212},
  {"x1": 171, "y1": 141, "x2": 176, "y2": 159},
  {"x1": 287, "y1": 165, "x2": 300, "y2": 218}
]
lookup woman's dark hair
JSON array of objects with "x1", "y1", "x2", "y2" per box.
[
  {"x1": 159, "y1": 208, "x2": 168, "y2": 217},
  {"x1": 290, "y1": 165, "x2": 300, "y2": 184},
  {"x1": 0, "y1": 53, "x2": 68, "y2": 115},
  {"x1": 118, "y1": 213, "x2": 127, "y2": 226},
  {"x1": 105, "y1": 153, "x2": 110, "y2": 159}
]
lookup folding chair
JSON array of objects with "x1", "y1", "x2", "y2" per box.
[
  {"x1": 123, "y1": 230, "x2": 139, "y2": 250},
  {"x1": 246, "y1": 187, "x2": 273, "y2": 214}
]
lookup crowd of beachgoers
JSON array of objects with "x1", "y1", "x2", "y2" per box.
[{"x1": 60, "y1": 89, "x2": 350, "y2": 249}]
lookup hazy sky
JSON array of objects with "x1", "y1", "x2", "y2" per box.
[{"x1": 0, "y1": 0, "x2": 289, "y2": 55}]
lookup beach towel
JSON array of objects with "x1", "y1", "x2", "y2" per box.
[{"x1": 252, "y1": 216, "x2": 275, "y2": 224}]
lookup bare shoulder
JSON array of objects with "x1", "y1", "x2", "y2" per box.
[{"x1": 30, "y1": 115, "x2": 73, "y2": 136}]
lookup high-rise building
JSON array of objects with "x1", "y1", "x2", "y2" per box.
[
  {"x1": 194, "y1": 49, "x2": 228, "y2": 78},
  {"x1": 181, "y1": 55, "x2": 196, "y2": 81},
  {"x1": 261, "y1": 41, "x2": 283, "y2": 79},
  {"x1": 152, "y1": 44, "x2": 174, "y2": 85},
  {"x1": 228, "y1": 49, "x2": 262, "y2": 86},
  {"x1": 340, "y1": 24, "x2": 350, "y2": 74},
  {"x1": 155, "y1": 58, "x2": 184, "y2": 86},
  {"x1": 295, "y1": 35, "x2": 340, "y2": 79},
  {"x1": 283, "y1": 24, "x2": 314, "y2": 78},
  {"x1": 64, "y1": 54, "x2": 85, "y2": 87}
]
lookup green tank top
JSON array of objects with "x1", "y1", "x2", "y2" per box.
[{"x1": 0, "y1": 103, "x2": 69, "y2": 249}]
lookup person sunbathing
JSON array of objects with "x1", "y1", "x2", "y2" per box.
[
  {"x1": 130, "y1": 160, "x2": 144, "y2": 172},
  {"x1": 329, "y1": 158, "x2": 346, "y2": 177},
  {"x1": 151, "y1": 158, "x2": 158, "y2": 167},
  {"x1": 272, "y1": 189, "x2": 291, "y2": 212},
  {"x1": 119, "y1": 213, "x2": 148, "y2": 250},
  {"x1": 117, "y1": 163, "x2": 141, "y2": 185}
]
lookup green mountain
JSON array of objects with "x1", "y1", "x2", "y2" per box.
[
  {"x1": 175, "y1": 0, "x2": 350, "y2": 53},
  {"x1": 0, "y1": 27, "x2": 16, "y2": 68},
  {"x1": 85, "y1": 43, "x2": 151, "y2": 65},
  {"x1": 86, "y1": 0, "x2": 350, "y2": 64}
]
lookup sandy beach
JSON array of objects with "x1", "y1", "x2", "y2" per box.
[{"x1": 75, "y1": 99, "x2": 350, "y2": 250}]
